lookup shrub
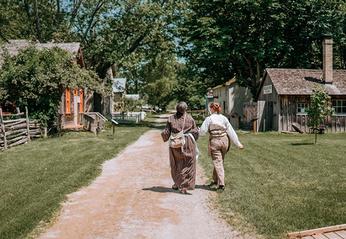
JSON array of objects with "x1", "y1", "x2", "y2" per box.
[{"x1": 0, "y1": 47, "x2": 105, "y2": 128}]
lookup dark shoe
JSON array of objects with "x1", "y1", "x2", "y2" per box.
[
  {"x1": 217, "y1": 185, "x2": 225, "y2": 191},
  {"x1": 172, "y1": 185, "x2": 178, "y2": 190}
]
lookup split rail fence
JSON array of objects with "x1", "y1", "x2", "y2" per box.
[{"x1": 0, "y1": 107, "x2": 43, "y2": 151}]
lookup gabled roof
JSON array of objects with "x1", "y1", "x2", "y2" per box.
[
  {"x1": 263, "y1": 68, "x2": 346, "y2": 95},
  {"x1": 212, "y1": 78, "x2": 236, "y2": 90},
  {"x1": 0, "y1": 40, "x2": 81, "y2": 66}
]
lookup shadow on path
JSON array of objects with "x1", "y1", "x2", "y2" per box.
[
  {"x1": 143, "y1": 185, "x2": 216, "y2": 194},
  {"x1": 195, "y1": 184, "x2": 216, "y2": 192},
  {"x1": 142, "y1": 186, "x2": 180, "y2": 194}
]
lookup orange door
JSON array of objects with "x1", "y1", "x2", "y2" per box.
[
  {"x1": 65, "y1": 88, "x2": 71, "y2": 114},
  {"x1": 79, "y1": 89, "x2": 84, "y2": 113}
]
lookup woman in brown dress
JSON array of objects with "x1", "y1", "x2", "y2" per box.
[{"x1": 161, "y1": 102, "x2": 199, "y2": 194}]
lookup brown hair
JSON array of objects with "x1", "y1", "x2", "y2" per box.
[{"x1": 210, "y1": 102, "x2": 222, "y2": 113}]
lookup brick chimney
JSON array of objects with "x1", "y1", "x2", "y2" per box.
[{"x1": 323, "y1": 36, "x2": 333, "y2": 84}]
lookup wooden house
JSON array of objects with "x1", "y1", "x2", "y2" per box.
[
  {"x1": 212, "y1": 78, "x2": 253, "y2": 129},
  {"x1": 0, "y1": 40, "x2": 89, "y2": 129},
  {"x1": 257, "y1": 37, "x2": 346, "y2": 132}
]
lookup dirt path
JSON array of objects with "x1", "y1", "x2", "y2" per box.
[{"x1": 38, "y1": 130, "x2": 245, "y2": 239}]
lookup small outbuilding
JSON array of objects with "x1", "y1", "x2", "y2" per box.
[
  {"x1": 211, "y1": 78, "x2": 253, "y2": 129},
  {"x1": 257, "y1": 37, "x2": 346, "y2": 132}
]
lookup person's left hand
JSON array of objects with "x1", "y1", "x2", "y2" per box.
[{"x1": 238, "y1": 143, "x2": 244, "y2": 149}]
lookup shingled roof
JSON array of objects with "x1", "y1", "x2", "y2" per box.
[
  {"x1": 264, "y1": 68, "x2": 346, "y2": 95},
  {"x1": 0, "y1": 40, "x2": 81, "y2": 66},
  {"x1": 212, "y1": 78, "x2": 236, "y2": 90}
]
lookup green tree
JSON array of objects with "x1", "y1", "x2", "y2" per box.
[
  {"x1": 178, "y1": 0, "x2": 346, "y2": 98},
  {"x1": 0, "y1": 47, "x2": 104, "y2": 127},
  {"x1": 173, "y1": 64, "x2": 206, "y2": 110},
  {"x1": 139, "y1": 54, "x2": 178, "y2": 110},
  {"x1": 78, "y1": 0, "x2": 179, "y2": 77},
  {"x1": 0, "y1": 1, "x2": 185, "y2": 109},
  {"x1": 306, "y1": 86, "x2": 333, "y2": 144},
  {"x1": 0, "y1": 0, "x2": 70, "y2": 42},
  {"x1": 70, "y1": 0, "x2": 182, "y2": 109}
]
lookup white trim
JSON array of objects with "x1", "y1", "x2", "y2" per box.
[
  {"x1": 332, "y1": 113, "x2": 346, "y2": 117},
  {"x1": 296, "y1": 113, "x2": 308, "y2": 116}
]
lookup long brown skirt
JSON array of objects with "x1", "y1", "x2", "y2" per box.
[{"x1": 169, "y1": 136, "x2": 196, "y2": 190}]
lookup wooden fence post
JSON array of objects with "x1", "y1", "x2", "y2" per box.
[
  {"x1": 25, "y1": 107, "x2": 31, "y2": 142},
  {"x1": 43, "y1": 127, "x2": 47, "y2": 138},
  {"x1": 0, "y1": 108, "x2": 8, "y2": 149}
]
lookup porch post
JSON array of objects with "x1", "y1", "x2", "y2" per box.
[{"x1": 74, "y1": 96, "x2": 78, "y2": 127}]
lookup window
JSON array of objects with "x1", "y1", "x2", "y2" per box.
[
  {"x1": 332, "y1": 100, "x2": 346, "y2": 114},
  {"x1": 297, "y1": 102, "x2": 307, "y2": 114}
]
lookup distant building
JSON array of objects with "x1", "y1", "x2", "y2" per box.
[
  {"x1": 211, "y1": 78, "x2": 253, "y2": 129},
  {"x1": 257, "y1": 37, "x2": 346, "y2": 132},
  {"x1": 111, "y1": 77, "x2": 127, "y2": 112}
]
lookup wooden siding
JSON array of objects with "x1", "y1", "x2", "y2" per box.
[
  {"x1": 257, "y1": 75, "x2": 280, "y2": 131},
  {"x1": 279, "y1": 95, "x2": 346, "y2": 132},
  {"x1": 279, "y1": 95, "x2": 308, "y2": 132}
]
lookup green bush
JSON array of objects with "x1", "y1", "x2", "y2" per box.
[{"x1": 0, "y1": 47, "x2": 104, "y2": 127}]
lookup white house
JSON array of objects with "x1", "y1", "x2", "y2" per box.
[{"x1": 212, "y1": 78, "x2": 253, "y2": 129}]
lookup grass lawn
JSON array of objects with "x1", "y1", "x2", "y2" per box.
[
  {"x1": 0, "y1": 125, "x2": 148, "y2": 239},
  {"x1": 198, "y1": 132, "x2": 346, "y2": 239}
]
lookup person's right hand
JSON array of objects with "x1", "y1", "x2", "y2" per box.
[{"x1": 238, "y1": 143, "x2": 244, "y2": 149}]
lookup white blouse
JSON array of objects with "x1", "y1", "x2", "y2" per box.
[{"x1": 199, "y1": 113, "x2": 242, "y2": 147}]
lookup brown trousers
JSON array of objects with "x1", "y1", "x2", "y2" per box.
[{"x1": 209, "y1": 136, "x2": 229, "y2": 186}]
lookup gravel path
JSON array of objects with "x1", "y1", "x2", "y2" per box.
[{"x1": 38, "y1": 130, "x2": 247, "y2": 239}]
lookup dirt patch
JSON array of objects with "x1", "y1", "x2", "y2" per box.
[{"x1": 37, "y1": 130, "x2": 249, "y2": 239}]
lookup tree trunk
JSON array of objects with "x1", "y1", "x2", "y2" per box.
[
  {"x1": 56, "y1": 0, "x2": 60, "y2": 13},
  {"x1": 34, "y1": 0, "x2": 42, "y2": 41},
  {"x1": 314, "y1": 132, "x2": 317, "y2": 144}
]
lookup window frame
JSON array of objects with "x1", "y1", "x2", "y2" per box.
[
  {"x1": 296, "y1": 102, "x2": 308, "y2": 115},
  {"x1": 332, "y1": 99, "x2": 346, "y2": 115}
]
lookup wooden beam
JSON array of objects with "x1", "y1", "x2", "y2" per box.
[
  {"x1": 0, "y1": 108, "x2": 8, "y2": 149},
  {"x1": 2, "y1": 113, "x2": 25, "y2": 118},
  {"x1": 4, "y1": 119, "x2": 26, "y2": 127},
  {"x1": 8, "y1": 137, "x2": 28, "y2": 148},
  {"x1": 335, "y1": 231, "x2": 346, "y2": 238},
  {"x1": 324, "y1": 232, "x2": 344, "y2": 239},
  {"x1": 288, "y1": 225, "x2": 346, "y2": 239},
  {"x1": 25, "y1": 107, "x2": 31, "y2": 142}
]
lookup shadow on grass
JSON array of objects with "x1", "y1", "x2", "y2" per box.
[{"x1": 291, "y1": 142, "x2": 315, "y2": 146}]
